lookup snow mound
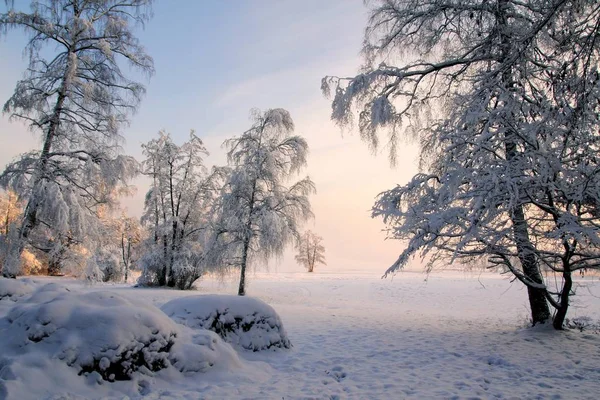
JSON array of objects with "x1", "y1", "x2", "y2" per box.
[
  {"x1": 161, "y1": 295, "x2": 291, "y2": 351},
  {"x1": 0, "y1": 278, "x2": 36, "y2": 302},
  {"x1": 1, "y1": 284, "x2": 241, "y2": 383},
  {"x1": 169, "y1": 329, "x2": 242, "y2": 375}
]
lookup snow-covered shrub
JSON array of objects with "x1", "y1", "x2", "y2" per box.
[
  {"x1": 87, "y1": 248, "x2": 122, "y2": 282},
  {"x1": 136, "y1": 249, "x2": 163, "y2": 287},
  {"x1": 3, "y1": 284, "x2": 177, "y2": 381},
  {"x1": 170, "y1": 250, "x2": 203, "y2": 290},
  {"x1": 168, "y1": 328, "x2": 242, "y2": 375},
  {"x1": 48, "y1": 242, "x2": 89, "y2": 278},
  {"x1": 565, "y1": 316, "x2": 600, "y2": 333},
  {"x1": 20, "y1": 249, "x2": 44, "y2": 275},
  {"x1": 0, "y1": 278, "x2": 35, "y2": 302},
  {"x1": 161, "y1": 295, "x2": 291, "y2": 351},
  {"x1": 137, "y1": 248, "x2": 202, "y2": 290},
  {"x1": 0, "y1": 284, "x2": 242, "y2": 383}
]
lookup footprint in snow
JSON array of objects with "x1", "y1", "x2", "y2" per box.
[{"x1": 325, "y1": 366, "x2": 347, "y2": 382}]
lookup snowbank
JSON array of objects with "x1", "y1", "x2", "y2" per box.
[
  {"x1": 161, "y1": 295, "x2": 291, "y2": 351},
  {"x1": 0, "y1": 284, "x2": 242, "y2": 386},
  {"x1": 0, "y1": 278, "x2": 36, "y2": 302}
]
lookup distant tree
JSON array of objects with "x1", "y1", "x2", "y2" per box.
[
  {"x1": 323, "y1": 0, "x2": 600, "y2": 328},
  {"x1": 139, "y1": 131, "x2": 220, "y2": 289},
  {"x1": 0, "y1": 190, "x2": 21, "y2": 237},
  {"x1": 117, "y1": 214, "x2": 142, "y2": 283},
  {"x1": 0, "y1": 0, "x2": 153, "y2": 277},
  {"x1": 208, "y1": 109, "x2": 315, "y2": 295},
  {"x1": 0, "y1": 190, "x2": 23, "y2": 273},
  {"x1": 295, "y1": 230, "x2": 326, "y2": 272}
]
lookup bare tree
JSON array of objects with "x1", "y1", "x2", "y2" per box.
[
  {"x1": 295, "y1": 230, "x2": 326, "y2": 272},
  {"x1": 323, "y1": 0, "x2": 600, "y2": 328},
  {"x1": 0, "y1": 0, "x2": 153, "y2": 277},
  {"x1": 208, "y1": 109, "x2": 315, "y2": 296}
]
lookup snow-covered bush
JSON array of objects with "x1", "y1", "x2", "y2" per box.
[
  {"x1": 565, "y1": 317, "x2": 600, "y2": 333},
  {"x1": 161, "y1": 295, "x2": 291, "y2": 351},
  {"x1": 86, "y1": 248, "x2": 123, "y2": 283},
  {"x1": 168, "y1": 328, "x2": 242, "y2": 375},
  {"x1": 3, "y1": 284, "x2": 176, "y2": 381},
  {"x1": 137, "y1": 250, "x2": 159, "y2": 286},
  {"x1": 0, "y1": 284, "x2": 242, "y2": 384},
  {"x1": 0, "y1": 278, "x2": 35, "y2": 302},
  {"x1": 170, "y1": 250, "x2": 203, "y2": 290},
  {"x1": 20, "y1": 249, "x2": 44, "y2": 275},
  {"x1": 137, "y1": 248, "x2": 202, "y2": 290}
]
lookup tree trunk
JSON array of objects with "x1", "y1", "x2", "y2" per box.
[
  {"x1": 553, "y1": 264, "x2": 573, "y2": 330},
  {"x1": 238, "y1": 238, "x2": 250, "y2": 296},
  {"x1": 4, "y1": 49, "x2": 76, "y2": 278},
  {"x1": 510, "y1": 203, "x2": 551, "y2": 325}
]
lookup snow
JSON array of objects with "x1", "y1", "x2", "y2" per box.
[
  {"x1": 0, "y1": 281, "x2": 243, "y2": 399},
  {"x1": 161, "y1": 294, "x2": 291, "y2": 351},
  {"x1": 0, "y1": 278, "x2": 35, "y2": 301},
  {"x1": 1, "y1": 271, "x2": 600, "y2": 399}
]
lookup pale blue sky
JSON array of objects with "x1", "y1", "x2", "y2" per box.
[{"x1": 0, "y1": 1, "x2": 421, "y2": 273}]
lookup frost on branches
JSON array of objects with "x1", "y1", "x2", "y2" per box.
[
  {"x1": 295, "y1": 230, "x2": 326, "y2": 272},
  {"x1": 139, "y1": 131, "x2": 222, "y2": 290},
  {"x1": 323, "y1": 0, "x2": 600, "y2": 328},
  {"x1": 207, "y1": 109, "x2": 315, "y2": 295},
  {"x1": 0, "y1": 0, "x2": 153, "y2": 277}
]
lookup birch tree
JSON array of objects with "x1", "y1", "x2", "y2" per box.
[
  {"x1": 323, "y1": 0, "x2": 600, "y2": 328},
  {"x1": 208, "y1": 109, "x2": 315, "y2": 295},
  {"x1": 0, "y1": 0, "x2": 153, "y2": 277},
  {"x1": 118, "y1": 214, "x2": 141, "y2": 283},
  {"x1": 295, "y1": 230, "x2": 326, "y2": 272},
  {"x1": 139, "y1": 131, "x2": 220, "y2": 289}
]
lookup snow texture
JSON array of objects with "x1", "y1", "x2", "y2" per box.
[{"x1": 162, "y1": 294, "x2": 291, "y2": 351}]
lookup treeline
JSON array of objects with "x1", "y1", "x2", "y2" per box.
[{"x1": 0, "y1": 1, "x2": 317, "y2": 294}]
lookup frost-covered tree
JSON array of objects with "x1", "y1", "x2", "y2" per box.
[
  {"x1": 117, "y1": 214, "x2": 141, "y2": 283},
  {"x1": 0, "y1": 190, "x2": 21, "y2": 236},
  {"x1": 208, "y1": 109, "x2": 315, "y2": 295},
  {"x1": 295, "y1": 230, "x2": 326, "y2": 272},
  {"x1": 0, "y1": 0, "x2": 153, "y2": 277},
  {"x1": 323, "y1": 0, "x2": 600, "y2": 328},
  {"x1": 139, "y1": 131, "x2": 219, "y2": 289},
  {"x1": 0, "y1": 190, "x2": 23, "y2": 273}
]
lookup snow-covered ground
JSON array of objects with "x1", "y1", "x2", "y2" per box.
[{"x1": 2, "y1": 270, "x2": 600, "y2": 399}]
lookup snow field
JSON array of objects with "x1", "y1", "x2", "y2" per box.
[{"x1": 1, "y1": 271, "x2": 600, "y2": 399}]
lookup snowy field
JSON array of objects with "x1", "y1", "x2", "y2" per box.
[{"x1": 2, "y1": 270, "x2": 600, "y2": 399}]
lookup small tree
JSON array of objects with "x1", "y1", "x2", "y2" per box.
[
  {"x1": 0, "y1": 0, "x2": 152, "y2": 277},
  {"x1": 295, "y1": 230, "x2": 326, "y2": 272},
  {"x1": 139, "y1": 131, "x2": 220, "y2": 289},
  {"x1": 208, "y1": 109, "x2": 315, "y2": 295},
  {"x1": 117, "y1": 214, "x2": 141, "y2": 283}
]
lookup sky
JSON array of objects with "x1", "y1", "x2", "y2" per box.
[{"x1": 0, "y1": 0, "x2": 422, "y2": 274}]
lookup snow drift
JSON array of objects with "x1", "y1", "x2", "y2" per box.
[{"x1": 161, "y1": 294, "x2": 291, "y2": 351}]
